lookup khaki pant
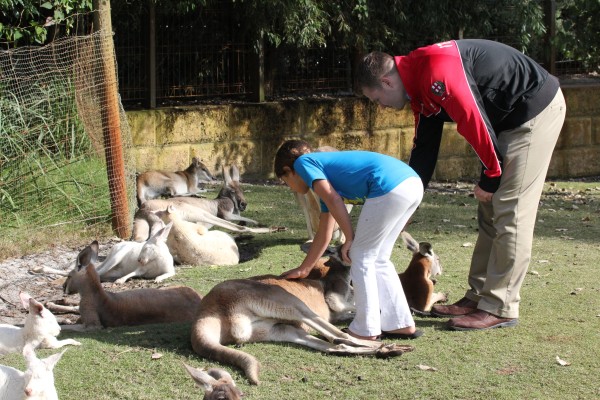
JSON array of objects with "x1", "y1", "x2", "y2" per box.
[{"x1": 466, "y1": 89, "x2": 566, "y2": 319}]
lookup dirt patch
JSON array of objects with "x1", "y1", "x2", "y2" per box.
[{"x1": 0, "y1": 238, "x2": 161, "y2": 326}]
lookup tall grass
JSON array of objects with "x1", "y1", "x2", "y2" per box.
[{"x1": 0, "y1": 80, "x2": 113, "y2": 257}]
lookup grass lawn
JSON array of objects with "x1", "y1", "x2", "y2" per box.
[{"x1": 2, "y1": 179, "x2": 599, "y2": 399}]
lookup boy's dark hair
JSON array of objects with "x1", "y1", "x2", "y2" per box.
[{"x1": 273, "y1": 139, "x2": 313, "y2": 177}]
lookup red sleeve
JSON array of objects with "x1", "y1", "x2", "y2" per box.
[{"x1": 421, "y1": 43, "x2": 502, "y2": 178}]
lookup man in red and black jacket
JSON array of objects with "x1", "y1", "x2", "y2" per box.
[{"x1": 357, "y1": 39, "x2": 566, "y2": 331}]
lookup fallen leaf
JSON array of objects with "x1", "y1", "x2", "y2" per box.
[
  {"x1": 416, "y1": 364, "x2": 438, "y2": 371},
  {"x1": 151, "y1": 352, "x2": 162, "y2": 360},
  {"x1": 528, "y1": 270, "x2": 539, "y2": 276},
  {"x1": 442, "y1": 219, "x2": 451, "y2": 223},
  {"x1": 555, "y1": 356, "x2": 571, "y2": 366},
  {"x1": 570, "y1": 288, "x2": 583, "y2": 295},
  {"x1": 537, "y1": 260, "x2": 549, "y2": 264},
  {"x1": 555, "y1": 228, "x2": 568, "y2": 232},
  {"x1": 461, "y1": 242, "x2": 473, "y2": 247}
]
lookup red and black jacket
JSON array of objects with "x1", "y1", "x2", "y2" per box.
[{"x1": 396, "y1": 39, "x2": 560, "y2": 192}]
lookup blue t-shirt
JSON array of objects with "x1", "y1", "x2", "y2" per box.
[{"x1": 294, "y1": 151, "x2": 419, "y2": 212}]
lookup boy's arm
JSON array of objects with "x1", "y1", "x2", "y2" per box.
[
  {"x1": 312, "y1": 179, "x2": 354, "y2": 264},
  {"x1": 281, "y1": 212, "x2": 335, "y2": 279}
]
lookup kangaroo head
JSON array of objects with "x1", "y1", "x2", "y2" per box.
[
  {"x1": 401, "y1": 231, "x2": 443, "y2": 277},
  {"x1": 63, "y1": 241, "x2": 100, "y2": 294},
  {"x1": 138, "y1": 221, "x2": 173, "y2": 265},
  {"x1": 219, "y1": 165, "x2": 247, "y2": 212},
  {"x1": 22, "y1": 344, "x2": 65, "y2": 400},
  {"x1": 190, "y1": 157, "x2": 215, "y2": 184},
  {"x1": 184, "y1": 364, "x2": 243, "y2": 400},
  {"x1": 418, "y1": 242, "x2": 442, "y2": 277},
  {"x1": 20, "y1": 292, "x2": 61, "y2": 339}
]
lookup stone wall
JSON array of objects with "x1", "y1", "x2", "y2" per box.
[{"x1": 126, "y1": 84, "x2": 600, "y2": 180}]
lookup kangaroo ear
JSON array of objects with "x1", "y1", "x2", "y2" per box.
[
  {"x1": 222, "y1": 165, "x2": 232, "y2": 185},
  {"x1": 400, "y1": 231, "x2": 419, "y2": 253},
  {"x1": 231, "y1": 164, "x2": 240, "y2": 182},
  {"x1": 29, "y1": 298, "x2": 44, "y2": 316},
  {"x1": 153, "y1": 221, "x2": 172, "y2": 241},
  {"x1": 19, "y1": 291, "x2": 32, "y2": 309},
  {"x1": 43, "y1": 349, "x2": 67, "y2": 370},
  {"x1": 418, "y1": 242, "x2": 433, "y2": 257},
  {"x1": 192, "y1": 157, "x2": 199, "y2": 165},
  {"x1": 183, "y1": 363, "x2": 218, "y2": 392},
  {"x1": 77, "y1": 243, "x2": 97, "y2": 270}
]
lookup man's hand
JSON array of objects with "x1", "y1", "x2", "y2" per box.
[{"x1": 474, "y1": 184, "x2": 493, "y2": 203}]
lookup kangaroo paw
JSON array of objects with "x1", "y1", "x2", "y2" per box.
[{"x1": 375, "y1": 344, "x2": 415, "y2": 359}]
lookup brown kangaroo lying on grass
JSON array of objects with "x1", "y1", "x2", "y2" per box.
[
  {"x1": 136, "y1": 156, "x2": 215, "y2": 207},
  {"x1": 184, "y1": 364, "x2": 243, "y2": 400},
  {"x1": 398, "y1": 231, "x2": 447, "y2": 314},
  {"x1": 190, "y1": 248, "x2": 413, "y2": 385},
  {"x1": 133, "y1": 165, "x2": 271, "y2": 242},
  {"x1": 58, "y1": 241, "x2": 203, "y2": 331}
]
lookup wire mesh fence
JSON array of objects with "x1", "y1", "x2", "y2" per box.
[
  {"x1": 0, "y1": 12, "x2": 136, "y2": 256},
  {"x1": 111, "y1": 1, "x2": 596, "y2": 108}
]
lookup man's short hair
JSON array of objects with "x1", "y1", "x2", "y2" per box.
[{"x1": 355, "y1": 51, "x2": 395, "y2": 93}]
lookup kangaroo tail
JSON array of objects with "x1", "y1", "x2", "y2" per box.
[{"x1": 191, "y1": 319, "x2": 261, "y2": 385}]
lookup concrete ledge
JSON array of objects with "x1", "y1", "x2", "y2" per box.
[{"x1": 127, "y1": 85, "x2": 600, "y2": 180}]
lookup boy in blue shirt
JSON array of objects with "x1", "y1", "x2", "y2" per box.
[{"x1": 274, "y1": 140, "x2": 424, "y2": 340}]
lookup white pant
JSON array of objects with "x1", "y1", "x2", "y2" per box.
[{"x1": 348, "y1": 176, "x2": 423, "y2": 336}]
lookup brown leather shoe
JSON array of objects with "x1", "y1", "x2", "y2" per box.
[
  {"x1": 430, "y1": 297, "x2": 478, "y2": 317},
  {"x1": 447, "y1": 310, "x2": 518, "y2": 331}
]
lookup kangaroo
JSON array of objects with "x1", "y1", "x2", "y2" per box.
[
  {"x1": 94, "y1": 222, "x2": 175, "y2": 284},
  {"x1": 398, "y1": 231, "x2": 447, "y2": 314},
  {"x1": 132, "y1": 165, "x2": 270, "y2": 242},
  {"x1": 190, "y1": 250, "x2": 414, "y2": 385},
  {"x1": 0, "y1": 345, "x2": 66, "y2": 400},
  {"x1": 136, "y1": 157, "x2": 215, "y2": 206},
  {"x1": 156, "y1": 204, "x2": 239, "y2": 266},
  {"x1": 0, "y1": 292, "x2": 81, "y2": 355},
  {"x1": 131, "y1": 206, "x2": 165, "y2": 242},
  {"x1": 184, "y1": 364, "x2": 243, "y2": 400},
  {"x1": 60, "y1": 242, "x2": 203, "y2": 331}
]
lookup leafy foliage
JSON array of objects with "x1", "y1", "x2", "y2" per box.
[
  {"x1": 0, "y1": 0, "x2": 92, "y2": 48},
  {"x1": 556, "y1": 0, "x2": 600, "y2": 72}
]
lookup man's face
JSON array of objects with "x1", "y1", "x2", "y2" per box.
[{"x1": 362, "y1": 74, "x2": 408, "y2": 110}]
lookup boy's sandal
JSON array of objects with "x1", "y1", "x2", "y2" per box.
[{"x1": 380, "y1": 329, "x2": 424, "y2": 340}]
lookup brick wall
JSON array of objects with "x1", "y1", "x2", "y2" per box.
[{"x1": 126, "y1": 84, "x2": 600, "y2": 180}]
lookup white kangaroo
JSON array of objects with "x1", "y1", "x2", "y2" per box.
[
  {"x1": 156, "y1": 204, "x2": 240, "y2": 266},
  {"x1": 184, "y1": 364, "x2": 243, "y2": 400},
  {"x1": 0, "y1": 292, "x2": 81, "y2": 355},
  {"x1": 190, "y1": 249, "x2": 413, "y2": 385},
  {"x1": 60, "y1": 241, "x2": 203, "y2": 331},
  {"x1": 94, "y1": 222, "x2": 175, "y2": 284},
  {"x1": 398, "y1": 232, "x2": 447, "y2": 314},
  {"x1": 136, "y1": 156, "x2": 215, "y2": 206},
  {"x1": 32, "y1": 223, "x2": 174, "y2": 284},
  {"x1": 0, "y1": 345, "x2": 66, "y2": 400}
]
